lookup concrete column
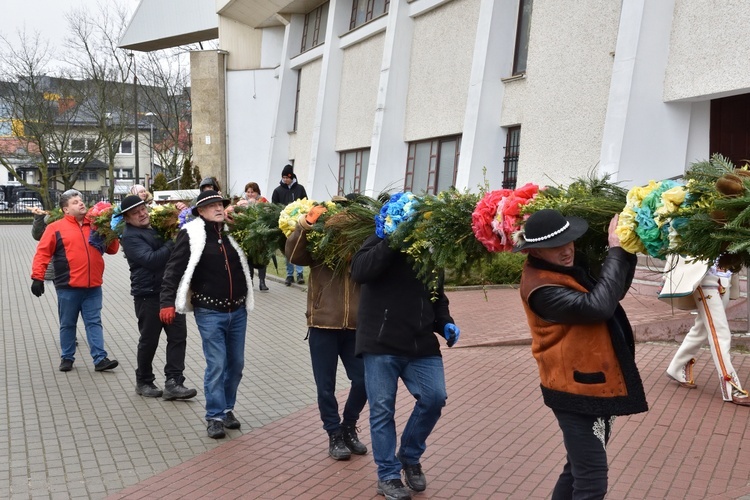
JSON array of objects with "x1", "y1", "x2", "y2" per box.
[
  {"x1": 457, "y1": 0, "x2": 517, "y2": 191},
  {"x1": 366, "y1": 0, "x2": 414, "y2": 196},
  {"x1": 190, "y1": 50, "x2": 227, "y2": 187},
  {"x1": 306, "y1": 0, "x2": 350, "y2": 201}
]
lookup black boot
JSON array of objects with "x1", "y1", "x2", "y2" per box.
[
  {"x1": 163, "y1": 378, "x2": 198, "y2": 401},
  {"x1": 341, "y1": 423, "x2": 367, "y2": 455},
  {"x1": 328, "y1": 430, "x2": 351, "y2": 460},
  {"x1": 258, "y1": 267, "x2": 269, "y2": 291}
]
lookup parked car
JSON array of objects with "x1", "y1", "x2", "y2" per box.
[
  {"x1": 0, "y1": 201, "x2": 8, "y2": 211},
  {"x1": 14, "y1": 198, "x2": 43, "y2": 211}
]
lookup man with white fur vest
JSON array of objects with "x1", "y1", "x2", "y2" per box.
[{"x1": 160, "y1": 190, "x2": 254, "y2": 439}]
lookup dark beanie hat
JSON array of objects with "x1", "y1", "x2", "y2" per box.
[{"x1": 281, "y1": 164, "x2": 294, "y2": 177}]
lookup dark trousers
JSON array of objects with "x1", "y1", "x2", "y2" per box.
[
  {"x1": 551, "y1": 409, "x2": 613, "y2": 500},
  {"x1": 133, "y1": 296, "x2": 188, "y2": 384},
  {"x1": 308, "y1": 327, "x2": 367, "y2": 434}
]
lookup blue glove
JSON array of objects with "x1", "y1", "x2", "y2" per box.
[{"x1": 443, "y1": 323, "x2": 460, "y2": 347}]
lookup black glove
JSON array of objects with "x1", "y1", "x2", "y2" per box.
[{"x1": 31, "y1": 279, "x2": 45, "y2": 297}]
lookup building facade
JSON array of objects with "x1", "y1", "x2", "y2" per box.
[{"x1": 122, "y1": 0, "x2": 750, "y2": 200}]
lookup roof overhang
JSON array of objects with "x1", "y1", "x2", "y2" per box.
[
  {"x1": 217, "y1": 0, "x2": 329, "y2": 28},
  {"x1": 119, "y1": 0, "x2": 219, "y2": 52}
]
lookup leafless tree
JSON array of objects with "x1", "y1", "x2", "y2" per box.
[
  {"x1": 65, "y1": 2, "x2": 134, "y2": 202},
  {"x1": 0, "y1": 30, "x2": 100, "y2": 208}
]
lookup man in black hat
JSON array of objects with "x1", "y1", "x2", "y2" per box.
[
  {"x1": 160, "y1": 190, "x2": 254, "y2": 439},
  {"x1": 271, "y1": 164, "x2": 308, "y2": 285},
  {"x1": 119, "y1": 195, "x2": 197, "y2": 401},
  {"x1": 515, "y1": 210, "x2": 648, "y2": 499}
]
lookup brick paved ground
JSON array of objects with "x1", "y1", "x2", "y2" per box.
[{"x1": 4, "y1": 224, "x2": 750, "y2": 499}]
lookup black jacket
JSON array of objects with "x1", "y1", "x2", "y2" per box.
[
  {"x1": 120, "y1": 224, "x2": 174, "y2": 297},
  {"x1": 351, "y1": 234, "x2": 453, "y2": 357},
  {"x1": 271, "y1": 179, "x2": 308, "y2": 205}
]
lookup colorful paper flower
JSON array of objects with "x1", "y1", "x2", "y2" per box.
[
  {"x1": 375, "y1": 192, "x2": 419, "y2": 238},
  {"x1": 471, "y1": 183, "x2": 539, "y2": 252},
  {"x1": 278, "y1": 198, "x2": 315, "y2": 237}
]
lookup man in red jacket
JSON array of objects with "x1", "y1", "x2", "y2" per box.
[{"x1": 31, "y1": 189, "x2": 120, "y2": 372}]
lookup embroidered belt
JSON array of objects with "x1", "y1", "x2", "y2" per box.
[{"x1": 192, "y1": 292, "x2": 246, "y2": 309}]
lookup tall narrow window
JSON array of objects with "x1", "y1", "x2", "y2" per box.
[
  {"x1": 338, "y1": 148, "x2": 370, "y2": 195},
  {"x1": 350, "y1": 0, "x2": 390, "y2": 31},
  {"x1": 293, "y1": 71, "x2": 301, "y2": 132},
  {"x1": 502, "y1": 126, "x2": 521, "y2": 189},
  {"x1": 404, "y1": 135, "x2": 461, "y2": 195},
  {"x1": 512, "y1": 0, "x2": 533, "y2": 76},
  {"x1": 300, "y1": 2, "x2": 329, "y2": 53}
]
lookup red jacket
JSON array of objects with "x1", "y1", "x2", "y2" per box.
[{"x1": 31, "y1": 214, "x2": 119, "y2": 288}]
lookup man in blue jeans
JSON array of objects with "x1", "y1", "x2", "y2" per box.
[
  {"x1": 31, "y1": 189, "x2": 119, "y2": 372},
  {"x1": 160, "y1": 190, "x2": 254, "y2": 439},
  {"x1": 286, "y1": 202, "x2": 368, "y2": 460},
  {"x1": 351, "y1": 233, "x2": 460, "y2": 500}
]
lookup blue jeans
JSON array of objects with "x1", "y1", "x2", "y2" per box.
[
  {"x1": 194, "y1": 307, "x2": 247, "y2": 420},
  {"x1": 308, "y1": 328, "x2": 367, "y2": 434},
  {"x1": 285, "y1": 257, "x2": 303, "y2": 279},
  {"x1": 363, "y1": 354, "x2": 447, "y2": 481},
  {"x1": 56, "y1": 287, "x2": 107, "y2": 365}
]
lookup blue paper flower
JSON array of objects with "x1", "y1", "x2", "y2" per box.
[{"x1": 375, "y1": 192, "x2": 418, "y2": 238}]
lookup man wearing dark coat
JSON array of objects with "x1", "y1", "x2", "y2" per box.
[{"x1": 120, "y1": 195, "x2": 197, "y2": 401}]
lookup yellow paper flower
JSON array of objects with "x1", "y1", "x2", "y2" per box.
[
  {"x1": 616, "y1": 206, "x2": 646, "y2": 254},
  {"x1": 278, "y1": 198, "x2": 315, "y2": 237}
]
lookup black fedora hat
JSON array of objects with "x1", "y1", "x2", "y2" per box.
[
  {"x1": 120, "y1": 195, "x2": 145, "y2": 214},
  {"x1": 192, "y1": 190, "x2": 230, "y2": 216},
  {"x1": 513, "y1": 209, "x2": 588, "y2": 252}
]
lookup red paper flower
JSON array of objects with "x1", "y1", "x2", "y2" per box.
[{"x1": 471, "y1": 183, "x2": 539, "y2": 252}]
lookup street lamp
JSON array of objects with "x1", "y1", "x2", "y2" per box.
[
  {"x1": 145, "y1": 112, "x2": 155, "y2": 178},
  {"x1": 128, "y1": 52, "x2": 140, "y2": 185}
]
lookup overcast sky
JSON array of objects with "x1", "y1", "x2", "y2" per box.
[{"x1": 5, "y1": 0, "x2": 140, "y2": 58}]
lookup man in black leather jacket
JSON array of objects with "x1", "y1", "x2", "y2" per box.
[
  {"x1": 516, "y1": 209, "x2": 647, "y2": 500},
  {"x1": 120, "y1": 195, "x2": 197, "y2": 401}
]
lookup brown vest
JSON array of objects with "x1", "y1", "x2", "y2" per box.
[{"x1": 520, "y1": 265, "x2": 628, "y2": 398}]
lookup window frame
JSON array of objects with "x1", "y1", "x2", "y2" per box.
[
  {"x1": 300, "y1": 2, "x2": 329, "y2": 53},
  {"x1": 118, "y1": 140, "x2": 133, "y2": 155},
  {"x1": 338, "y1": 148, "x2": 370, "y2": 195},
  {"x1": 502, "y1": 126, "x2": 521, "y2": 189},
  {"x1": 404, "y1": 135, "x2": 461, "y2": 195},
  {"x1": 293, "y1": 71, "x2": 301, "y2": 132},
  {"x1": 512, "y1": 0, "x2": 533, "y2": 76},
  {"x1": 349, "y1": 0, "x2": 390, "y2": 31}
]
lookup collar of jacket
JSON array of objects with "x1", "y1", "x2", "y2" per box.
[{"x1": 527, "y1": 251, "x2": 595, "y2": 290}]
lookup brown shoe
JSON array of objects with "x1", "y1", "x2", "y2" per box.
[
  {"x1": 731, "y1": 394, "x2": 750, "y2": 406},
  {"x1": 666, "y1": 372, "x2": 697, "y2": 389}
]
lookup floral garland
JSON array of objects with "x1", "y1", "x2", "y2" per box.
[
  {"x1": 471, "y1": 183, "x2": 539, "y2": 253},
  {"x1": 375, "y1": 192, "x2": 419, "y2": 238},
  {"x1": 177, "y1": 207, "x2": 195, "y2": 228},
  {"x1": 88, "y1": 202, "x2": 116, "y2": 253},
  {"x1": 278, "y1": 198, "x2": 315, "y2": 237},
  {"x1": 229, "y1": 202, "x2": 285, "y2": 266},
  {"x1": 616, "y1": 180, "x2": 686, "y2": 258},
  {"x1": 149, "y1": 204, "x2": 181, "y2": 241}
]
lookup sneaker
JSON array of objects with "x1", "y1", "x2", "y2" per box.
[
  {"x1": 162, "y1": 378, "x2": 198, "y2": 401},
  {"x1": 297, "y1": 275, "x2": 305, "y2": 285},
  {"x1": 223, "y1": 411, "x2": 241, "y2": 430},
  {"x1": 328, "y1": 430, "x2": 351, "y2": 461},
  {"x1": 59, "y1": 358, "x2": 74, "y2": 372},
  {"x1": 376, "y1": 479, "x2": 411, "y2": 500},
  {"x1": 285, "y1": 276, "x2": 293, "y2": 287},
  {"x1": 135, "y1": 382, "x2": 163, "y2": 398},
  {"x1": 341, "y1": 423, "x2": 367, "y2": 455},
  {"x1": 207, "y1": 420, "x2": 225, "y2": 439},
  {"x1": 94, "y1": 358, "x2": 119, "y2": 372},
  {"x1": 402, "y1": 463, "x2": 426, "y2": 492}
]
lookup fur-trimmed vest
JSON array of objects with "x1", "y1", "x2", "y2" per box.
[
  {"x1": 520, "y1": 264, "x2": 648, "y2": 417},
  {"x1": 174, "y1": 218, "x2": 254, "y2": 314}
]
